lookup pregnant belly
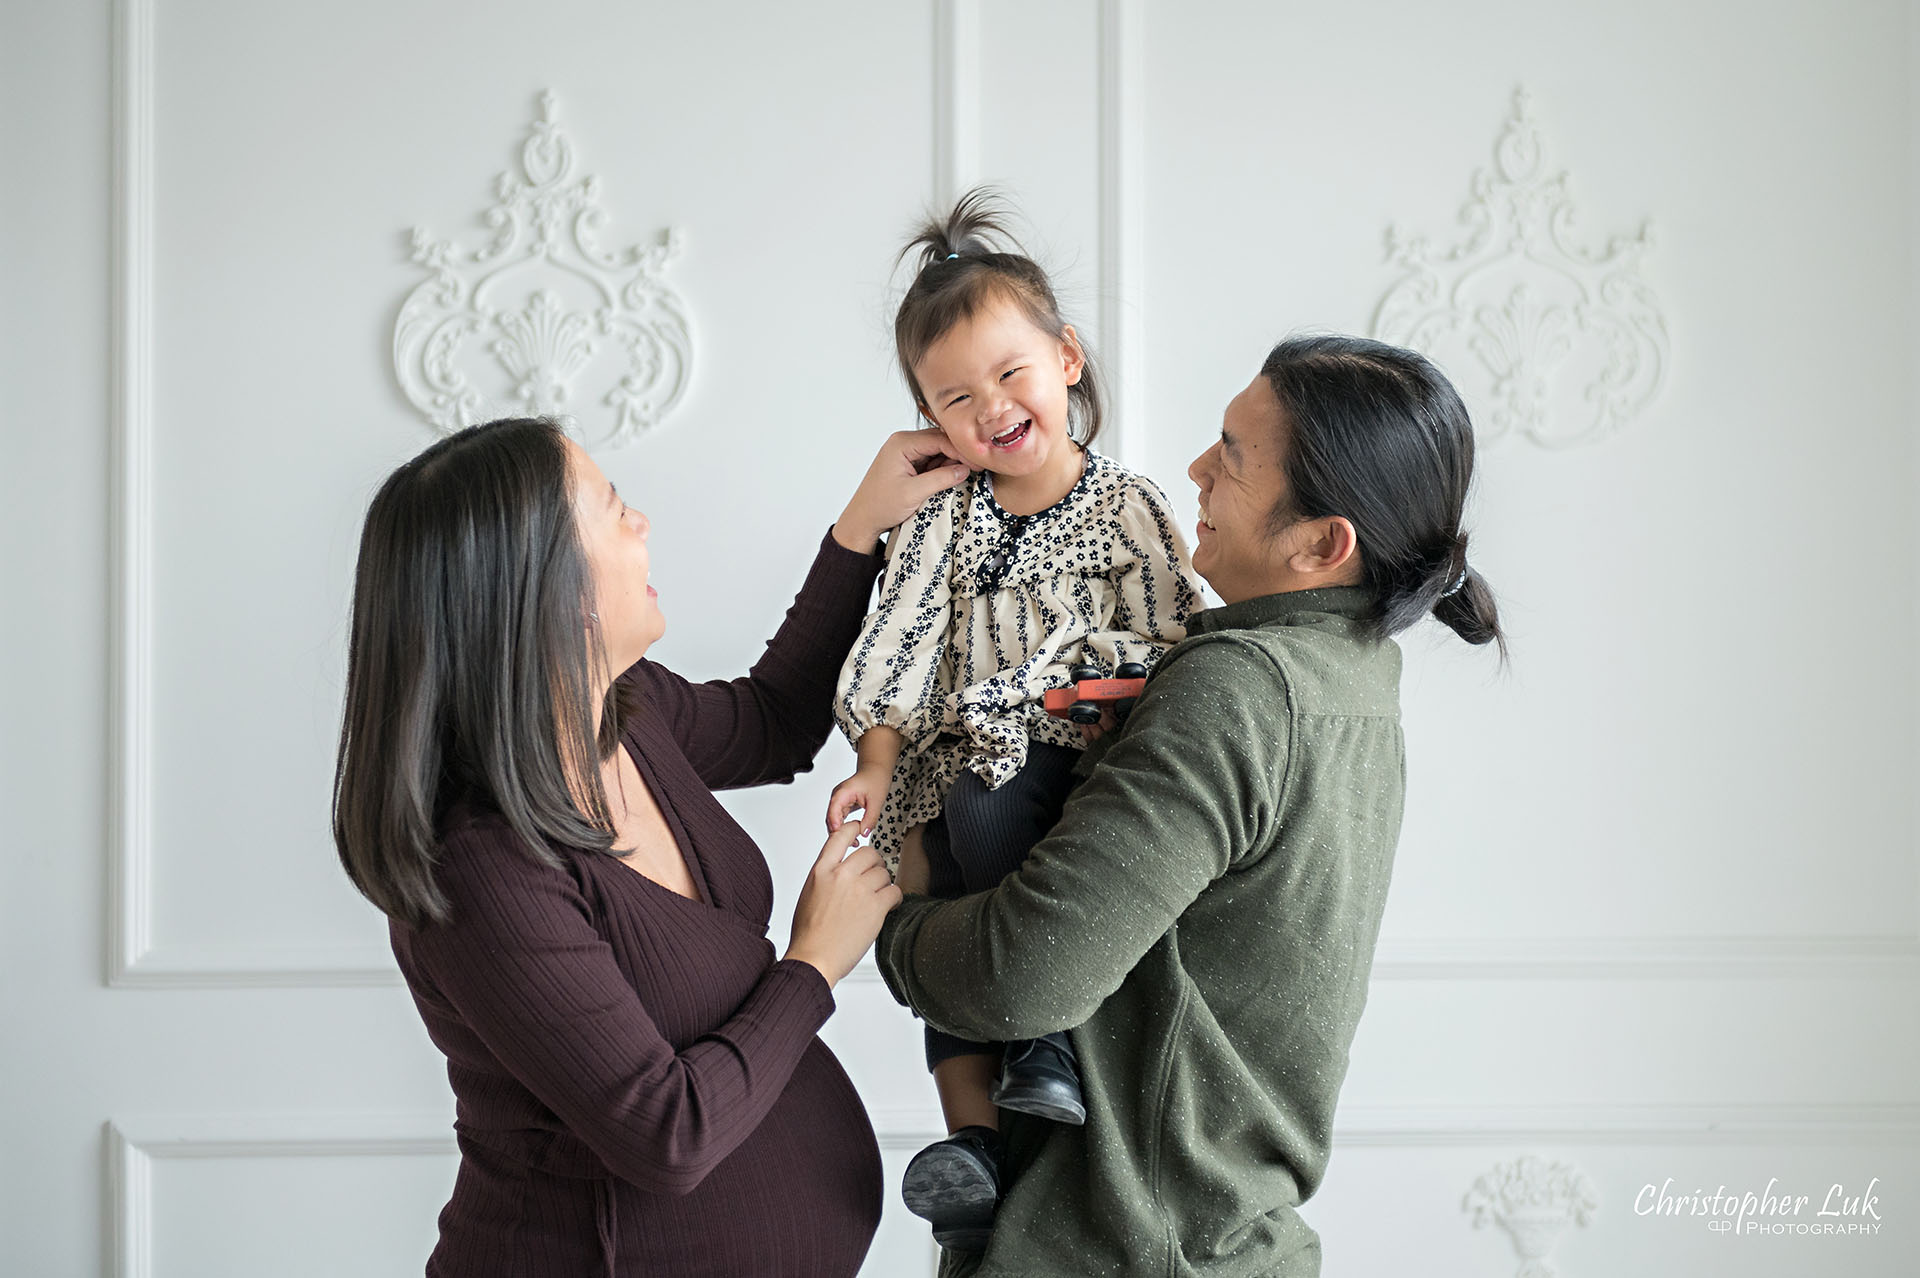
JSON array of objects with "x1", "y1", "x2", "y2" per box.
[{"x1": 610, "y1": 1039, "x2": 883, "y2": 1277}]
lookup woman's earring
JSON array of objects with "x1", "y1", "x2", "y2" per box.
[{"x1": 588, "y1": 611, "x2": 600, "y2": 623}]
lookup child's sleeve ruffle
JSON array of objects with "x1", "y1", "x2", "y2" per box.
[{"x1": 833, "y1": 485, "x2": 962, "y2": 750}]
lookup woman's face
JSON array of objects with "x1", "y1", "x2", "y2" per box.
[
  {"x1": 567, "y1": 438, "x2": 665, "y2": 676},
  {"x1": 1187, "y1": 374, "x2": 1297, "y2": 604}
]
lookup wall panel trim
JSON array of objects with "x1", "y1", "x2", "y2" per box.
[
  {"x1": 932, "y1": 0, "x2": 977, "y2": 208},
  {"x1": 1330, "y1": 1103, "x2": 1920, "y2": 1147},
  {"x1": 109, "y1": 0, "x2": 1920, "y2": 990},
  {"x1": 1370, "y1": 934, "x2": 1920, "y2": 980},
  {"x1": 871, "y1": 1103, "x2": 1920, "y2": 1147},
  {"x1": 848, "y1": 932, "x2": 1920, "y2": 987},
  {"x1": 106, "y1": 0, "x2": 396, "y2": 989},
  {"x1": 1097, "y1": 0, "x2": 1145, "y2": 471},
  {"x1": 108, "y1": 0, "x2": 157, "y2": 986},
  {"x1": 107, "y1": 1104, "x2": 1915, "y2": 1276},
  {"x1": 106, "y1": 1113, "x2": 458, "y2": 1278}
]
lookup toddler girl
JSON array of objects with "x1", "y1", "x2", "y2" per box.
[{"x1": 829, "y1": 189, "x2": 1203, "y2": 1253}]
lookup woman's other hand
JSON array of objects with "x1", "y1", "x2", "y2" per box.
[
  {"x1": 826, "y1": 764, "x2": 891, "y2": 835},
  {"x1": 784, "y1": 820, "x2": 903, "y2": 988},
  {"x1": 831, "y1": 428, "x2": 971, "y2": 554}
]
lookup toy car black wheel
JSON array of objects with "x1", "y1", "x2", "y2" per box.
[
  {"x1": 1069, "y1": 663, "x2": 1103, "y2": 684},
  {"x1": 1115, "y1": 662, "x2": 1148, "y2": 681},
  {"x1": 1068, "y1": 701, "x2": 1102, "y2": 725}
]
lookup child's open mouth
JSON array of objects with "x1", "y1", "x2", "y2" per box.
[{"x1": 991, "y1": 421, "x2": 1032, "y2": 449}]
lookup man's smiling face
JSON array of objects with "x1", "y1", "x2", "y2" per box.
[{"x1": 1187, "y1": 373, "x2": 1297, "y2": 604}]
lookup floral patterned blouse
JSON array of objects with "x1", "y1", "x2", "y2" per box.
[{"x1": 834, "y1": 447, "x2": 1204, "y2": 866}]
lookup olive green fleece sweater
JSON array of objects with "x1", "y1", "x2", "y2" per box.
[{"x1": 875, "y1": 585, "x2": 1406, "y2": 1278}]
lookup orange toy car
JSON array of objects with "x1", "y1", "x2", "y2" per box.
[{"x1": 1044, "y1": 662, "x2": 1149, "y2": 725}]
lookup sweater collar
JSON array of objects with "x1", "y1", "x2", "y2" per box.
[{"x1": 1188, "y1": 584, "x2": 1383, "y2": 635}]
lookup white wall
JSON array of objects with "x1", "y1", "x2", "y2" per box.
[{"x1": 3, "y1": 1, "x2": 1916, "y2": 1274}]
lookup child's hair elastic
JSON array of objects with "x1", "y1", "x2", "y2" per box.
[
  {"x1": 945, "y1": 252, "x2": 960, "y2": 260},
  {"x1": 1440, "y1": 566, "x2": 1469, "y2": 598}
]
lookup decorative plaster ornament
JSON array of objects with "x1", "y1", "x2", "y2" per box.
[
  {"x1": 1373, "y1": 88, "x2": 1668, "y2": 449},
  {"x1": 393, "y1": 91, "x2": 693, "y2": 447},
  {"x1": 1463, "y1": 1155, "x2": 1599, "y2": 1278}
]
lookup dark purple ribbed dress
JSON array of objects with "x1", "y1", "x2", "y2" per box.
[{"x1": 391, "y1": 531, "x2": 884, "y2": 1277}]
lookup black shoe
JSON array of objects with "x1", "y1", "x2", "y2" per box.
[
  {"x1": 991, "y1": 1032, "x2": 1086, "y2": 1125},
  {"x1": 901, "y1": 1126, "x2": 1002, "y2": 1253}
]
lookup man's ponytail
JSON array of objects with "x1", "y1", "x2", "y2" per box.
[{"x1": 1261, "y1": 335, "x2": 1508, "y2": 663}]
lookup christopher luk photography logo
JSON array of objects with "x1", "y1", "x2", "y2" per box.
[{"x1": 1635, "y1": 1176, "x2": 1884, "y2": 1237}]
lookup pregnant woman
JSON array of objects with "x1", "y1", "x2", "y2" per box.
[{"x1": 333, "y1": 418, "x2": 968, "y2": 1276}]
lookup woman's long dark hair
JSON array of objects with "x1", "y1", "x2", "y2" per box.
[
  {"x1": 332, "y1": 417, "x2": 621, "y2": 927},
  {"x1": 1262, "y1": 335, "x2": 1508, "y2": 660}
]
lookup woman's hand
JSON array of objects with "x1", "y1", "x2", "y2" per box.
[
  {"x1": 831, "y1": 428, "x2": 971, "y2": 554},
  {"x1": 784, "y1": 820, "x2": 903, "y2": 988},
  {"x1": 826, "y1": 764, "x2": 892, "y2": 835}
]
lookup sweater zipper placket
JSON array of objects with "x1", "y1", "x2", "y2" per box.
[{"x1": 1148, "y1": 977, "x2": 1191, "y2": 1278}]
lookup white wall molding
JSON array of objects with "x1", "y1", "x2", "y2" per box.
[
  {"x1": 114, "y1": 943, "x2": 401, "y2": 989},
  {"x1": 932, "y1": 0, "x2": 978, "y2": 208},
  {"x1": 1096, "y1": 0, "x2": 1146, "y2": 472},
  {"x1": 104, "y1": 1109, "x2": 942, "y2": 1278},
  {"x1": 164, "y1": 927, "x2": 1914, "y2": 992},
  {"x1": 107, "y1": 1111, "x2": 459, "y2": 1161},
  {"x1": 1464, "y1": 1154, "x2": 1598, "y2": 1278},
  {"x1": 1370, "y1": 933, "x2": 1920, "y2": 980},
  {"x1": 107, "y1": 0, "x2": 394, "y2": 990},
  {"x1": 1330, "y1": 1103, "x2": 1920, "y2": 1147},
  {"x1": 392, "y1": 91, "x2": 694, "y2": 449},
  {"x1": 1372, "y1": 87, "x2": 1670, "y2": 449},
  {"x1": 870, "y1": 1108, "x2": 947, "y2": 1149},
  {"x1": 106, "y1": 1113, "x2": 457, "y2": 1278},
  {"x1": 104, "y1": 1104, "x2": 1915, "y2": 1278},
  {"x1": 931, "y1": 0, "x2": 1146, "y2": 469},
  {"x1": 847, "y1": 933, "x2": 1920, "y2": 988},
  {"x1": 108, "y1": 5, "x2": 1914, "y2": 993},
  {"x1": 865, "y1": 1102, "x2": 1920, "y2": 1147},
  {"x1": 108, "y1": 0, "x2": 165, "y2": 989}
]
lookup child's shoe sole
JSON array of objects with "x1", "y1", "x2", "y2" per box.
[{"x1": 901, "y1": 1137, "x2": 999, "y2": 1253}]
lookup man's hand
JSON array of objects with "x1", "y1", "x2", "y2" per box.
[{"x1": 1078, "y1": 705, "x2": 1120, "y2": 744}]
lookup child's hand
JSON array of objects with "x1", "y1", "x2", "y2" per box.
[{"x1": 827, "y1": 765, "x2": 893, "y2": 835}]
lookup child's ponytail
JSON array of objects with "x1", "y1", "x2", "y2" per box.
[
  {"x1": 898, "y1": 187, "x2": 1012, "y2": 273},
  {"x1": 894, "y1": 187, "x2": 1105, "y2": 446}
]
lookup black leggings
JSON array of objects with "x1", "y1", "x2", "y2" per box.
[{"x1": 920, "y1": 741, "x2": 1081, "y2": 1070}]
